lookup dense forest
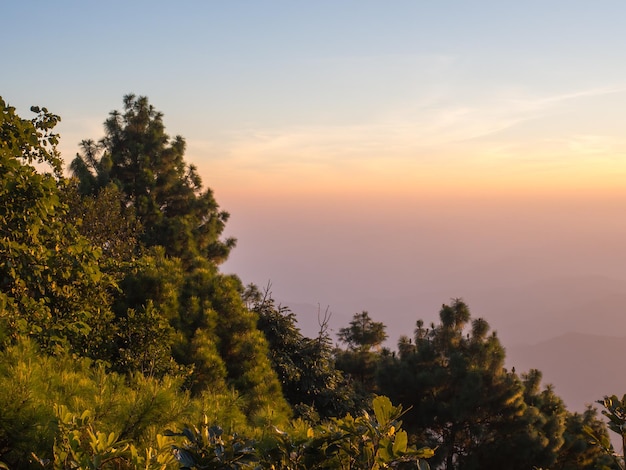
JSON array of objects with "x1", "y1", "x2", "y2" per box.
[{"x1": 0, "y1": 94, "x2": 624, "y2": 469}]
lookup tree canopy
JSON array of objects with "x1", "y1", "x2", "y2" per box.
[
  {"x1": 0, "y1": 98, "x2": 115, "y2": 356},
  {"x1": 338, "y1": 311, "x2": 388, "y2": 352},
  {"x1": 71, "y1": 94, "x2": 235, "y2": 264},
  {"x1": 252, "y1": 287, "x2": 357, "y2": 419}
]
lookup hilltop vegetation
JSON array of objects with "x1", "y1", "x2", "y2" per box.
[{"x1": 0, "y1": 95, "x2": 622, "y2": 469}]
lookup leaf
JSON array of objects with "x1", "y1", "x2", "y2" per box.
[
  {"x1": 182, "y1": 427, "x2": 196, "y2": 442},
  {"x1": 416, "y1": 446, "x2": 435, "y2": 459},
  {"x1": 373, "y1": 395, "x2": 394, "y2": 426},
  {"x1": 392, "y1": 430, "x2": 408, "y2": 456},
  {"x1": 377, "y1": 443, "x2": 392, "y2": 462}
]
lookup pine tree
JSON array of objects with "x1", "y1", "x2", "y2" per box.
[
  {"x1": 377, "y1": 300, "x2": 570, "y2": 470},
  {"x1": 71, "y1": 94, "x2": 235, "y2": 264},
  {"x1": 335, "y1": 311, "x2": 387, "y2": 399},
  {"x1": 71, "y1": 95, "x2": 291, "y2": 420}
]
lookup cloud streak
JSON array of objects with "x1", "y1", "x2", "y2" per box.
[{"x1": 196, "y1": 84, "x2": 626, "y2": 173}]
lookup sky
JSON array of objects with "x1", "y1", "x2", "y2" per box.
[{"x1": 5, "y1": 1, "x2": 626, "y2": 358}]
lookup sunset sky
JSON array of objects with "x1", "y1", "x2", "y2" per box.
[{"x1": 5, "y1": 2, "x2": 626, "y2": 351}]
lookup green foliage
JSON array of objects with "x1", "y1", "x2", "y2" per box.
[
  {"x1": 67, "y1": 96, "x2": 290, "y2": 418},
  {"x1": 586, "y1": 394, "x2": 626, "y2": 470},
  {"x1": 467, "y1": 369, "x2": 569, "y2": 470},
  {"x1": 71, "y1": 94, "x2": 235, "y2": 264},
  {"x1": 69, "y1": 139, "x2": 113, "y2": 196},
  {"x1": 28, "y1": 396, "x2": 434, "y2": 470},
  {"x1": 64, "y1": 181, "x2": 143, "y2": 266},
  {"x1": 0, "y1": 98, "x2": 62, "y2": 176},
  {"x1": 5, "y1": 93, "x2": 614, "y2": 470},
  {"x1": 2, "y1": 322, "x2": 432, "y2": 470},
  {"x1": 0, "y1": 334, "x2": 268, "y2": 468},
  {"x1": 376, "y1": 300, "x2": 569, "y2": 470},
  {"x1": 0, "y1": 98, "x2": 116, "y2": 357},
  {"x1": 263, "y1": 396, "x2": 433, "y2": 470},
  {"x1": 0, "y1": 337, "x2": 191, "y2": 468},
  {"x1": 0, "y1": 340, "x2": 55, "y2": 467},
  {"x1": 338, "y1": 311, "x2": 387, "y2": 353},
  {"x1": 166, "y1": 417, "x2": 258, "y2": 470},
  {"x1": 513, "y1": 371, "x2": 568, "y2": 467},
  {"x1": 252, "y1": 288, "x2": 357, "y2": 420},
  {"x1": 192, "y1": 391, "x2": 249, "y2": 436},
  {"x1": 335, "y1": 312, "x2": 388, "y2": 400},
  {"x1": 208, "y1": 275, "x2": 292, "y2": 422},
  {"x1": 115, "y1": 302, "x2": 182, "y2": 378},
  {"x1": 114, "y1": 250, "x2": 290, "y2": 419},
  {"x1": 34, "y1": 405, "x2": 179, "y2": 470},
  {"x1": 554, "y1": 406, "x2": 617, "y2": 470},
  {"x1": 0, "y1": 98, "x2": 177, "y2": 376},
  {"x1": 38, "y1": 405, "x2": 135, "y2": 469}
]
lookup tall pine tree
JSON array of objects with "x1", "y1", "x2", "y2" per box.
[
  {"x1": 377, "y1": 300, "x2": 569, "y2": 470},
  {"x1": 70, "y1": 95, "x2": 290, "y2": 421},
  {"x1": 71, "y1": 94, "x2": 235, "y2": 264}
]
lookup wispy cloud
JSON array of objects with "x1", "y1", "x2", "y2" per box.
[
  {"x1": 201, "y1": 84, "x2": 626, "y2": 168},
  {"x1": 184, "y1": 78, "x2": 626, "y2": 199},
  {"x1": 521, "y1": 85, "x2": 626, "y2": 109}
]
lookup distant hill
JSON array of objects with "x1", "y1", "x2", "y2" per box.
[
  {"x1": 466, "y1": 275, "x2": 626, "y2": 347},
  {"x1": 507, "y1": 332, "x2": 626, "y2": 413}
]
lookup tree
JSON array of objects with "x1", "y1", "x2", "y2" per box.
[
  {"x1": 553, "y1": 406, "x2": 617, "y2": 470},
  {"x1": 0, "y1": 99, "x2": 63, "y2": 177},
  {"x1": 63, "y1": 181, "x2": 142, "y2": 266},
  {"x1": 586, "y1": 394, "x2": 626, "y2": 470},
  {"x1": 208, "y1": 275, "x2": 292, "y2": 421},
  {"x1": 335, "y1": 311, "x2": 388, "y2": 401},
  {"x1": 71, "y1": 94, "x2": 235, "y2": 264},
  {"x1": 338, "y1": 311, "x2": 387, "y2": 352},
  {"x1": 252, "y1": 286, "x2": 357, "y2": 420},
  {"x1": 69, "y1": 95, "x2": 291, "y2": 420},
  {"x1": 376, "y1": 300, "x2": 569, "y2": 470},
  {"x1": 0, "y1": 97, "x2": 116, "y2": 357},
  {"x1": 464, "y1": 369, "x2": 567, "y2": 470}
]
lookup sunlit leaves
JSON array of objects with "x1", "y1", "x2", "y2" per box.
[
  {"x1": 0, "y1": 98, "x2": 116, "y2": 356},
  {"x1": 0, "y1": 99, "x2": 62, "y2": 176},
  {"x1": 260, "y1": 396, "x2": 433, "y2": 470}
]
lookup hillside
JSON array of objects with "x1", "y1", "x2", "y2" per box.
[{"x1": 507, "y1": 332, "x2": 626, "y2": 413}]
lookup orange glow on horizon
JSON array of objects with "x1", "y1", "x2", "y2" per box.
[{"x1": 201, "y1": 153, "x2": 626, "y2": 208}]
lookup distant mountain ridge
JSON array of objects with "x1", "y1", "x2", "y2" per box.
[{"x1": 507, "y1": 331, "x2": 626, "y2": 413}]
